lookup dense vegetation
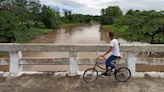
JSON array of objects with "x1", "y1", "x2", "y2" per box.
[
  {"x1": 101, "y1": 6, "x2": 164, "y2": 44},
  {"x1": 0, "y1": 0, "x2": 100, "y2": 43}
]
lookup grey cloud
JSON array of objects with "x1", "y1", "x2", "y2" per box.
[
  {"x1": 40, "y1": 0, "x2": 164, "y2": 15},
  {"x1": 97, "y1": 0, "x2": 164, "y2": 13},
  {"x1": 53, "y1": 0, "x2": 87, "y2": 8}
]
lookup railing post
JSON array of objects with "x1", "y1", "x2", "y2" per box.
[
  {"x1": 68, "y1": 51, "x2": 79, "y2": 76},
  {"x1": 126, "y1": 51, "x2": 138, "y2": 76},
  {"x1": 9, "y1": 51, "x2": 21, "y2": 74}
]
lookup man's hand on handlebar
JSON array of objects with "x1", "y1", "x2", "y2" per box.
[{"x1": 99, "y1": 55, "x2": 106, "y2": 60}]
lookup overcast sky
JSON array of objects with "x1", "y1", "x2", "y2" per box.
[{"x1": 40, "y1": 0, "x2": 164, "y2": 15}]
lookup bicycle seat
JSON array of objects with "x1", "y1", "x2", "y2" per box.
[{"x1": 117, "y1": 56, "x2": 121, "y2": 59}]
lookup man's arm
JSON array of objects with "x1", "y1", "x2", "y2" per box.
[{"x1": 101, "y1": 46, "x2": 112, "y2": 57}]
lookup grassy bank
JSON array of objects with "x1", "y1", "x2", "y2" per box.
[
  {"x1": 14, "y1": 26, "x2": 54, "y2": 43},
  {"x1": 102, "y1": 25, "x2": 152, "y2": 43},
  {"x1": 102, "y1": 25, "x2": 129, "y2": 39}
]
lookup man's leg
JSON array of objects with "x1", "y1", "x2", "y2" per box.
[
  {"x1": 101, "y1": 55, "x2": 118, "y2": 76},
  {"x1": 106, "y1": 55, "x2": 118, "y2": 69}
]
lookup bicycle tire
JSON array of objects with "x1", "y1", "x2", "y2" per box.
[
  {"x1": 114, "y1": 67, "x2": 131, "y2": 82},
  {"x1": 83, "y1": 68, "x2": 98, "y2": 83}
]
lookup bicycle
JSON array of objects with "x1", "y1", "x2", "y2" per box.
[{"x1": 83, "y1": 56, "x2": 131, "y2": 83}]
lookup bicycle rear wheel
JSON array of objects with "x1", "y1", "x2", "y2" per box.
[
  {"x1": 114, "y1": 67, "x2": 131, "y2": 82},
  {"x1": 83, "y1": 68, "x2": 98, "y2": 83}
]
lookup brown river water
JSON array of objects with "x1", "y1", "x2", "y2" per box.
[{"x1": 32, "y1": 24, "x2": 109, "y2": 44}]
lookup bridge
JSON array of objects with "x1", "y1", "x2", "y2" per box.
[
  {"x1": 0, "y1": 44, "x2": 164, "y2": 92},
  {"x1": 0, "y1": 43, "x2": 164, "y2": 77}
]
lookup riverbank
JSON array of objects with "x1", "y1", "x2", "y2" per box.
[{"x1": 0, "y1": 74, "x2": 163, "y2": 92}]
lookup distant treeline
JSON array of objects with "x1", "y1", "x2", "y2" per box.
[
  {"x1": 101, "y1": 6, "x2": 164, "y2": 44},
  {"x1": 0, "y1": 0, "x2": 100, "y2": 43}
]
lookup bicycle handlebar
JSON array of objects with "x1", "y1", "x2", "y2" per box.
[
  {"x1": 96, "y1": 55, "x2": 107, "y2": 60},
  {"x1": 94, "y1": 55, "x2": 106, "y2": 64}
]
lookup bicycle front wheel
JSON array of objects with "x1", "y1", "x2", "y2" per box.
[
  {"x1": 114, "y1": 67, "x2": 131, "y2": 82},
  {"x1": 83, "y1": 68, "x2": 98, "y2": 83}
]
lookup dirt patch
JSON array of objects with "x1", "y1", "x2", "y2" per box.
[{"x1": 0, "y1": 74, "x2": 164, "y2": 92}]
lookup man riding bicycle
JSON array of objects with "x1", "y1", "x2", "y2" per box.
[{"x1": 101, "y1": 31, "x2": 121, "y2": 75}]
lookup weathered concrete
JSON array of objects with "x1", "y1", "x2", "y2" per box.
[
  {"x1": 68, "y1": 51, "x2": 79, "y2": 76},
  {"x1": 9, "y1": 51, "x2": 20, "y2": 74},
  {"x1": 0, "y1": 74, "x2": 163, "y2": 92},
  {"x1": 20, "y1": 58, "x2": 70, "y2": 65},
  {"x1": 126, "y1": 52, "x2": 138, "y2": 76},
  {"x1": 0, "y1": 44, "x2": 164, "y2": 52}
]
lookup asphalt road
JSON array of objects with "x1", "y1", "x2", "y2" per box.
[{"x1": 0, "y1": 74, "x2": 163, "y2": 92}]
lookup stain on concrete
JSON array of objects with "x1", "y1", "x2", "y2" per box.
[{"x1": 0, "y1": 74, "x2": 163, "y2": 92}]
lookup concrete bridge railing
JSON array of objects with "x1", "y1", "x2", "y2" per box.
[{"x1": 0, "y1": 43, "x2": 164, "y2": 77}]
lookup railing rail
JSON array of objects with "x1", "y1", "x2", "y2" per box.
[{"x1": 0, "y1": 43, "x2": 164, "y2": 52}]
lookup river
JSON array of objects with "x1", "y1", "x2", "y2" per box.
[
  {"x1": 31, "y1": 24, "x2": 144, "y2": 44},
  {"x1": 31, "y1": 24, "x2": 109, "y2": 44}
]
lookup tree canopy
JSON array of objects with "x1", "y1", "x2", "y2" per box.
[
  {"x1": 101, "y1": 6, "x2": 122, "y2": 25},
  {"x1": 115, "y1": 10, "x2": 164, "y2": 43}
]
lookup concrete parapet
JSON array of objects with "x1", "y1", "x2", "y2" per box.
[{"x1": 0, "y1": 44, "x2": 164, "y2": 77}]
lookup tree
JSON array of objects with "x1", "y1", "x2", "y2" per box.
[
  {"x1": 101, "y1": 6, "x2": 122, "y2": 25},
  {"x1": 28, "y1": 0, "x2": 42, "y2": 25},
  {"x1": 115, "y1": 10, "x2": 164, "y2": 43},
  {"x1": 63, "y1": 9, "x2": 73, "y2": 23},
  {"x1": 0, "y1": 11, "x2": 18, "y2": 42},
  {"x1": 41, "y1": 5, "x2": 61, "y2": 29}
]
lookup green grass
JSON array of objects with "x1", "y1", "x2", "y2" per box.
[
  {"x1": 15, "y1": 26, "x2": 53, "y2": 43},
  {"x1": 30, "y1": 26, "x2": 53, "y2": 35},
  {"x1": 102, "y1": 25, "x2": 129, "y2": 39}
]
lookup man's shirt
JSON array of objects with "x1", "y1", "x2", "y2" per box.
[{"x1": 109, "y1": 39, "x2": 120, "y2": 56}]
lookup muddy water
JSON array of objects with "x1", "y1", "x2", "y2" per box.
[
  {"x1": 31, "y1": 24, "x2": 109, "y2": 44},
  {"x1": 31, "y1": 24, "x2": 143, "y2": 44}
]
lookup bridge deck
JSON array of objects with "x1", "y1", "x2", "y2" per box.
[{"x1": 0, "y1": 74, "x2": 163, "y2": 92}]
